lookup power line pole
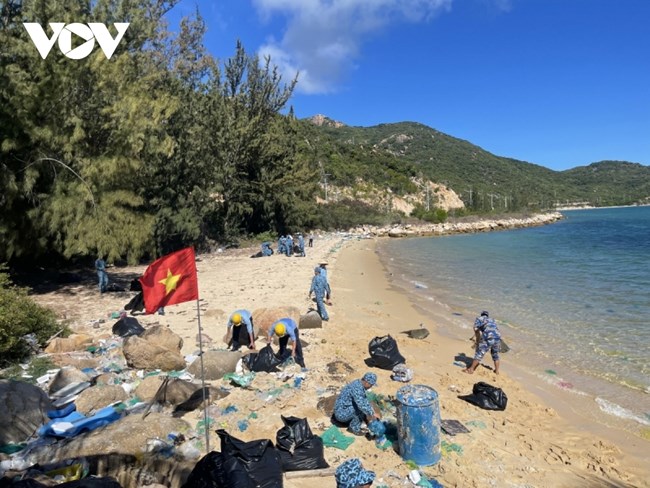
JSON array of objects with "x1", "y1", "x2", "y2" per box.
[
  {"x1": 488, "y1": 193, "x2": 496, "y2": 210},
  {"x1": 323, "y1": 172, "x2": 331, "y2": 202},
  {"x1": 318, "y1": 160, "x2": 331, "y2": 203}
]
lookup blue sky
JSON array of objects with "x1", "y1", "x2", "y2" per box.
[{"x1": 167, "y1": 0, "x2": 649, "y2": 171}]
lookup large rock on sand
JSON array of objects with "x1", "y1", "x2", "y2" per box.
[
  {"x1": 45, "y1": 334, "x2": 93, "y2": 353},
  {"x1": 75, "y1": 385, "x2": 128, "y2": 415},
  {"x1": 253, "y1": 307, "x2": 301, "y2": 336},
  {"x1": 0, "y1": 380, "x2": 52, "y2": 443},
  {"x1": 134, "y1": 375, "x2": 198, "y2": 405},
  {"x1": 48, "y1": 366, "x2": 90, "y2": 396},
  {"x1": 187, "y1": 350, "x2": 240, "y2": 380},
  {"x1": 299, "y1": 310, "x2": 323, "y2": 329},
  {"x1": 28, "y1": 412, "x2": 190, "y2": 463},
  {"x1": 122, "y1": 335, "x2": 186, "y2": 371},
  {"x1": 140, "y1": 325, "x2": 183, "y2": 353}
]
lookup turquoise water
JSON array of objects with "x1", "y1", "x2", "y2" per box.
[{"x1": 379, "y1": 206, "x2": 650, "y2": 426}]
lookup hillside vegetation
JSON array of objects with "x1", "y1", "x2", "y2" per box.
[{"x1": 303, "y1": 117, "x2": 649, "y2": 212}]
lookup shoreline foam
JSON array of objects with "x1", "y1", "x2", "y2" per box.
[{"x1": 333, "y1": 238, "x2": 649, "y2": 486}]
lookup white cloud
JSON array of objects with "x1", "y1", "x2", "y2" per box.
[{"x1": 252, "y1": 0, "x2": 452, "y2": 94}]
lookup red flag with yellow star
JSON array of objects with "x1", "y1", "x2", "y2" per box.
[{"x1": 139, "y1": 247, "x2": 198, "y2": 314}]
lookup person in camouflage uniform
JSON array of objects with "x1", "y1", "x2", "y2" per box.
[
  {"x1": 464, "y1": 310, "x2": 502, "y2": 375},
  {"x1": 335, "y1": 458, "x2": 375, "y2": 488},
  {"x1": 309, "y1": 266, "x2": 331, "y2": 321},
  {"x1": 334, "y1": 372, "x2": 380, "y2": 434}
]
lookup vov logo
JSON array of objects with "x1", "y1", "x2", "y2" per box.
[{"x1": 23, "y1": 23, "x2": 130, "y2": 60}]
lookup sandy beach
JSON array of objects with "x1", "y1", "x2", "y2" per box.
[{"x1": 33, "y1": 234, "x2": 650, "y2": 487}]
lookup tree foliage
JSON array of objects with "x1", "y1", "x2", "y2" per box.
[
  {"x1": 1, "y1": 1, "x2": 317, "y2": 264},
  {"x1": 0, "y1": 265, "x2": 60, "y2": 365}
]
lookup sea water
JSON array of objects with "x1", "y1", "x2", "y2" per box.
[{"x1": 378, "y1": 206, "x2": 650, "y2": 428}]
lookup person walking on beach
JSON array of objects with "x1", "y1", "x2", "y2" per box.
[
  {"x1": 308, "y1": 233, "x2": 314, "y2": 248},
  {"x1": 334, "y1": 372, "x2": 381, "y2": 435},
  {"x1": 225, "y1": 310, "x2": 256, "y2": 351},
  {"x1": 309, "y1": 266, "x2": 330, "y2": 321},
  {"x1": 267, "y1": 318, "x2": 305, "y2": 368},
  {"x1": 463, "y1": 310, "x2": 502, "y2": 375},
  {"x1": 319, "y1": 261, "x2": 332, "y2": 304},
  {"x1": 95, "y1": 256, "x2": 109, "y2": 294}
]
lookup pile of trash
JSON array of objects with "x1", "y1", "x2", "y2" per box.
[{"x1": 1, "y1": 313, "x2": 455, "y2": 487}]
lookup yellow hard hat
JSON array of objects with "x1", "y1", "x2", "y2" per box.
[
  {"x1": 232, "y1": 313, "x2": 242, "y2": 325},
  {"x1": 274, "y1": 322, "x2": 286, "y2": 337}
]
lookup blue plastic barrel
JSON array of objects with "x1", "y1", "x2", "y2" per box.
[{"x1": 396, "y1": 384, "x2": 441, "y2": 466}]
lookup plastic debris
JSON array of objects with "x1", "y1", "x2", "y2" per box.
[
  {"x1": 321, "y1": 425, "x2": 355, "y2": 450},
  {"x1": 466, "y1": 420, "x2": 487, "y2": 430},
  {"x1": 237, "y1": 419, "x2": 249, "y2": 431},
  {"x1": 223, "y1": 372, "x2": 255, "y2": 387},
  {"x1": 408, "y1": 470, "x2": 421, "y2": 484},
  {"x1": 391, "y1": 364, "x2": 413, "y2": 382},
  {"x1": 441, "y1": 440, "x2": 463, "y2": 456}
]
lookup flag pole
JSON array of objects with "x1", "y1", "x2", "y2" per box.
[{"x1": 196, "y1": 298, "x2": 210, "y2": 453}]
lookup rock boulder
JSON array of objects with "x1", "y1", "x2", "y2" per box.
[
  {"x1": 187, "y1": 350, "x2": 240, "y2": 380},
  {"x1": 122, "y1": 335, "x2": 186, "y2": 371},
  {"x1": 0, "y1": 380, "x2": 52, "y2": 444},
  {"x1": 75, "y1": 385, "x2": 128, "y2": 415},
  {"x1": 299, "y1": 310, "x2": 323, "y2": 330},
  {"x1": 252, "y1": 306, "x2": 302, "y2": 336},
  {"x1": 140, "y1": 325, "x2": 183, "y2": 353}
]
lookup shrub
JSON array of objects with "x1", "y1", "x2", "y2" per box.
[
  {"x1": 410, "y1": 205, "x2": 448, "y2": 224},
  {"x1": 0, "y1": 265, "x2": 61, "y2": 366},
  {"x1": 317, "y1": 200, "x2": 400, "y2": 230}
]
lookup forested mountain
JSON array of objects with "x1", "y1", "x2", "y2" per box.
[
  {"x1": 302, "y1": 119, "x2": 649, "y2": 211},
  {"x1": 1, "y1": 1, "x2": 648, "y2": 266}
]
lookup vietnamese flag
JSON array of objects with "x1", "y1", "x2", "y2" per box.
[{"x1": 139, "y1": 247, "x2": 199, "y2": 314}]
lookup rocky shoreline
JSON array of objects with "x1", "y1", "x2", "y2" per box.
[{"x1": 346, "y1": 211, "x2": 564, "y2": 237}]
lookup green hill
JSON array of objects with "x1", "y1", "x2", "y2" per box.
[{"x1": 300, "y1": 117, "x2": 649, "y2": 210}]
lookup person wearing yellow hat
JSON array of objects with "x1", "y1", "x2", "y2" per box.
[
  {"x1": 225, "y1": 309, "x2": 256, "y2": 351},
  {"x1": 267, "y1": 317, "x2": 305, "y2": 368}
]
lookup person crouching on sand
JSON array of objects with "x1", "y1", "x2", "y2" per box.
[
  {"x1": 464, "y1": 310, "x2": 502, "y2": 375},
  {"x1": 334, "y1": 372, "x2": 381, "y2": 435}
]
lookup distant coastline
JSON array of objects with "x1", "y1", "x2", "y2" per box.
[
  {"x1": 555, "y1": 203, "x2": 650, "y2": 211},
  {"x1": 346, "y1": 211, "x2": 564, "y2": 238}
]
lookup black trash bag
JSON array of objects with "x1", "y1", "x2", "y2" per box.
[
  {"x1": 105, "y1": 283, "x2": 125, "y2": 292},
  {"x1": 276, "y1": 416, "x2": 329, "y2": 472},
  {"x1": 458, "y1": 381, "x2": 508, "y2": 411},
  {"x1": 181, "y1": 450, "x2": 253, "y2": 488},
  {"x1": 111, "y1": 316, "x2": 145, "y2": 337},
  {"x1": 244, "y1": 344, "x2": 282, "y2": 373},
  {"x1": 129, "y1": 278, "x2": 143, "y2": 292},
  {"x1": 124, "y1": 291, "x2": 145, "y2": 313},
  {"x1": 368, "y1": 335, "x2": 405, "y2": 370},
  {"x1": 216, "y1": 430, "x2": 283, "y2": 488}
]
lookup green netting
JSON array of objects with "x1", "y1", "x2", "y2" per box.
[{"x1": 321, "y1": 425, "x2": 355, "y2": 450}]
